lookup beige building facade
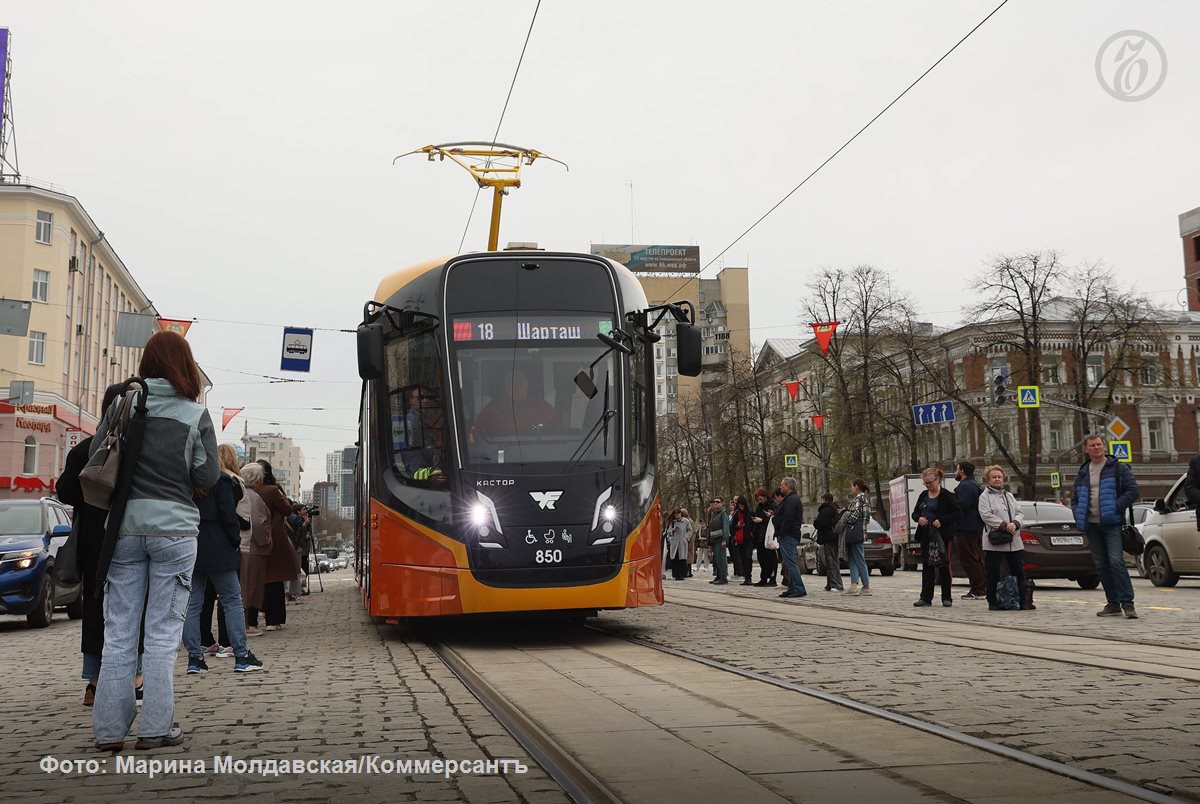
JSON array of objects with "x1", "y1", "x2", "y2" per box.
[
  {"x1": 0, "y1": 181, "x2": 159, "y2": 498},
  {"x1": 635, "y1": 266, "x2": 750, "y2": 412},
  {"x1": 242, "y1": 430, "x2": 305, "y2": 500}
]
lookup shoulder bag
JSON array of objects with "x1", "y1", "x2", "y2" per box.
[
  {"x1": 55, "y1": 517, "x2": 83, "y2": 585},
  {"x1": 78, "y1": 388, "x2": 140, "y2": 510},
  {"x1": 1121, "y1": 506, "x2": 1144, "y2": 556},
  {"x1": 987, "y1": 494, "x2": 1015, "y2": 546}
]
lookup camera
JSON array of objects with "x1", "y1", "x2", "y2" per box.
[{"x1": 305, "y1": 505, "x2": 320, "y2": 517}]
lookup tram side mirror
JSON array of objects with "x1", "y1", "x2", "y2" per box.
[
  {"x1": 357, "y1": 323, "x2": 385, "y2": 380},
  {"x1": 598, "y1": 330, "x2": 635, "y2": 356},
  {"x1": 574, "y1": 370, "x2": 598, "y2": 399},
  {"x1": 676, "y1": 322, "x2": 702, "y2": 376}
]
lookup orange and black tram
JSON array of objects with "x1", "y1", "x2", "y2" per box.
[{"x1": 353, "y1": 249, "x2": 700, "y2": 619}]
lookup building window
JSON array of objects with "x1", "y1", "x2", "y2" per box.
[
  {"x1": 1147, "y1": 419, "x2": 1165, "y2": 451},
  {"x1": 1048, "y1": 420, "x2": 1063, "y2": 453},
  {"x1": 1194, "y1": 235, "x2": 1200, "y2": 262},
  {"x1": 35, "y1": 211, "x2": 53, "y2": 244},
  {"x1": 32, "y1": 270, "x2": 50, "y2": 302},
  {"x1": 1040, "y1": 358, "x2": 1059, "y2": 386},
  {"x1": 28, "y1": 331, "x2": 46, "y2": 365},
  {"x1": 989, "y1": 359, "x2": 1009, "y2": 382},
  {"x1": 23, "y1": 437, "x2": 38, "y2": 474},
  {"x1": 1085, "y1": 355, "x2": 1104, "y2": 386},
  {"x1": 1140, "y1": 360, "x2": 1159, "y2": 386}
]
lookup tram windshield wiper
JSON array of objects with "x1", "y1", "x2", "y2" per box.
[{"x1": 563, "y1": 371, "x2": 613, "y2": 472}]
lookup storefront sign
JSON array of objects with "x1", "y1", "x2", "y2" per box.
[{"x1": 15, "y1": 417, "x2": 52, "y2": 433}]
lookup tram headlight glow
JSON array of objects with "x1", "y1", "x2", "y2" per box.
[
  {"x1": 470, "y1": 504, "x2": 489, "y2": 527},
  {"x1": 601, "y1": 504, "x2": 617, "y2": 523}
]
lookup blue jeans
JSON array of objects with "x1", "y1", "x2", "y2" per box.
[
  {"x1": 82, "y1": 653, "x2": 142, "y2": 680},
  {"x1": 847, "y1": 542, "x2": 869, "y2": 586},
  {"x1": 184, "y1": 568, "x2": 248, "y2": 659},
  {"x1": 779, "y1": 535, "x2": 806, "y2": 595},
  {"x1": 93, "y1": 535, "x2": 197, "y2": 743},
  {"x1": 1086, "y1": 523, "x2": 1134, "y2": 606}
]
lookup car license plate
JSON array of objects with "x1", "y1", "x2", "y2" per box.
[{"x1": 1050, "y1": 535, "x2": 1084, "y2": 546}]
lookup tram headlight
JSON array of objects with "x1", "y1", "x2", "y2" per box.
[
  {"x1": 472, "y1": 492, "x2": 505, "y2": 548},
  {"x1": 590, "y1": 487, "x2": 618, "y2": 545}
]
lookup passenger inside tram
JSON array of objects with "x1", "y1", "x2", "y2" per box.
[{"x1": 473, "y1": 367, "x2": 560, "y2": 435}]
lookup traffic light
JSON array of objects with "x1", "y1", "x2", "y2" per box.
[{"x1": 992, "y1": 374, "x2": 1008, "y2": 405}]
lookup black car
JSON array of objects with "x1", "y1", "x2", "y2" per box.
[
  {"x1": 801, "y1": 517, "x2": 896, "y2": 577},
  {"x1": 0, "y1": 498, "x2": 84, "y2": 627}
]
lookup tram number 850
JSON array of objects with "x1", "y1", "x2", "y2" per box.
[{"x1": 535, "y1": 549, "x2": 563, "y2": 564}]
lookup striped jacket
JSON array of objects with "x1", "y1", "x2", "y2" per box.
[{"x1": 92, "y1": 378, "x2": 219, "y2": 537}]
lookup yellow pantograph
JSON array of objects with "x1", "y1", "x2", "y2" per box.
[{"x1": 394, "y1": 142, "x2": 567, "y2": 251}]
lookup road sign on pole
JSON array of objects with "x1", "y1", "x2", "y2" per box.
[
  {"x1": 783, "y1": 454, "x2": 799, "y2": 469},
  {"x1": 281, "y1": 327, "x2": 314, "y2": 372},
  {"x1": 1049, "y1": 471, "x2": 1061, "y2": 489},
  {"x1": 7, "y1": 380, "x2": 33, "y2": 404},
  {"x1": 1106, "y1": 417, "x2": 1130, "y2": 441},
  {"x1": 1017, "y1": 386, "x2": 1040, "y2": 408},
  {"x1": 1108, "y1": 441, "x2": 1132, "y2": 462},
  {"x1": 911, "y1": 401, "x2": 955, "y2": 426}
]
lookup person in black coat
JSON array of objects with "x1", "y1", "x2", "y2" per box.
[
  {"x1": 56, "y1": 384, "x2": 143, "y2": 706},
  {"x1": 911, "y1": 467, "x2": 962, "y2": 607},
  {"x1": 181, "y1": 466, "x2": 262, "y2": 672},
  {"x1": 813, "y1": 494, "x2": 843, "y2": 592},
  {"x1": 751, "y1": 487, "x2": 777, "y2": 586}
]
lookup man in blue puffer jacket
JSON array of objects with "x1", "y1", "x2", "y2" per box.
[{"x1": 1072, "y1": 434, "x2": 1139, "y2": 619}]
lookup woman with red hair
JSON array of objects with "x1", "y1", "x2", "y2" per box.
[{"x1": 92, "y1": 331, "x2": 218, "y2": 751}]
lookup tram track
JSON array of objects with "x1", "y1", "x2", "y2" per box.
[
  {"x1": 418, "y1": 618, "x2": 1171, "y2": 804},
  {"x1": 582, "y1": 623, "x2": 1176, "y2": 804},
  {"x1": 662, "y1": 585, "x2": 1200, "y2": 683}
]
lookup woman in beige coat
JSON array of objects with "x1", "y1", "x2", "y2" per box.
[
  {"x1": 238, "y1": 462, "x2": 273, "y2": 636},
  {"x1": 978, "y1": 465, "x2": 1026, "y2": 610}
]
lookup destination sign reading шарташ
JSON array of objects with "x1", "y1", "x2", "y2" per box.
[{"x1": 452, "y1": 315, "x2": 614, "y2": 342}]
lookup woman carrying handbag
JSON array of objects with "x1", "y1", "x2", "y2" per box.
[
  {"x1": 978, "y1": 465, "x2": 1029, "y2": 610},
  {"x1": 911, "y1": 467, "x2": 961, "y2": 608}
]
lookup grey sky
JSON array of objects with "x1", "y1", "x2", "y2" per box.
[{"x1": 5, "y1": 1, "x2": 1197, "y2": 489}]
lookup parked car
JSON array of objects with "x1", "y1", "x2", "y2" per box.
[
  {"x1": 800, "y1": 516, "x2": 896, "y2": 577},
  {"x1": 1137, "y1": 474, "x2": 1200, "y2": 586},
  {"x1": 0, "y1": 498, "x2": 83, "y2": 627},
  {"x1": 946, "y1": 500, "x2": 1100, "y2": 589}
]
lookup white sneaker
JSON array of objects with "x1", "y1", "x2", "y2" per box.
[
  {"x1": 848, "y1": 584, "x2": 860, "y2": 595},
  {"x1": 214, "y1": 645, "x2": 235, "y2": 659}
]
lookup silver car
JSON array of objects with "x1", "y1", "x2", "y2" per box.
[{"x1": 1138, "y1": 475, "x2": 1200, "y2": 586}]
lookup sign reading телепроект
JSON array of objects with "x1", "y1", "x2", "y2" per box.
[{"x1": 590, "y1": 244, "x2": 700, "y2": 273}]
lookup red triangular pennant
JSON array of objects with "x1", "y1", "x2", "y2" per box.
[
  {"x1": 157, "y1": 318, "x2": 193, "y2": 337},
  {"x1": 784, "y1": 380, "x2": 801, "y2": 401},
  {"x1": 811, "y1": 321, "x2": 840, "y2": 356},
  {"x1": 222, "y1": 407, "x2": 244, "y2": 431},
  {"x1": 812, "y1": 414, "x2": 825, "y2": 432}
]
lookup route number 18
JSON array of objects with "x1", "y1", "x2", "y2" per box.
[{"x1": 535, "y1": 550, "x2": 562, "y2": 564}]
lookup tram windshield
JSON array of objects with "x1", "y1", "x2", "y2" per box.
[{"x1": 451, "y1": 314, "x2": 620, "y2": 471}]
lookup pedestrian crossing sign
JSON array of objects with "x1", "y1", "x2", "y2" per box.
[
  {"x1": 1109, "y1": 441, "x2": 1132, "y2": 462},
  {"x1": 1017, "y1": 385, "x2": 1040, "y2": 408},
  {"x1": 784, "y1": 454, "x2": 799, "y2": 469},
  {"x1": 1049, "y1": 471, "x2": 1061, "y2": 489}
]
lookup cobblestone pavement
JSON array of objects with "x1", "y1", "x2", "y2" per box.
[
  {"x1": 0, "y1": 576, "x2": 568, "y2": 804},
  {"x1": 681, "y1": 562, "x2": 1200, "y2": 648},
  {"x1": 598, "y1": 569, "x2": 1200, "y2": 800}
]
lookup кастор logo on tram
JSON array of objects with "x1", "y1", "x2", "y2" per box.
[{"x1": 353, "y1": 143, "x2": 702, "y2": 619}]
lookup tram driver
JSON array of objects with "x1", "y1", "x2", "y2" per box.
[{"x1": 473, "y1": 367, "x2": 559, "y2": 436}]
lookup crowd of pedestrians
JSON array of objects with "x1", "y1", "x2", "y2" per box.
[
  {"x1": 54, "y1": 332, "x2": 316, "y2": 753},
  {"x1": 664, "y1": 433, "x2": 1143, "y2": 620}
]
